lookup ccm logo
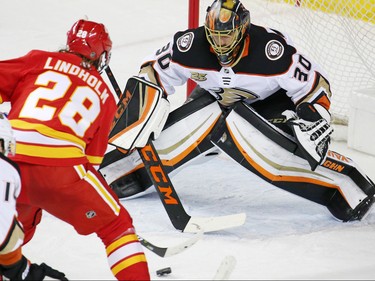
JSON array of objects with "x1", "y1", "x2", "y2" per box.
[
  {"x1": 140, "y1": 144, "x2": 178, "y2": 205},
  {"x1": 111, "y1": 89, "x2": 132, "y2": 130}
]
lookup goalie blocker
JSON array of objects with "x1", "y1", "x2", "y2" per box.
[
  {"x1": 100, "y1": 86, "x2": 375, "y2": 223},
  {"x1": 108, "y1": 76, "x2": 170, "y2": 153}
]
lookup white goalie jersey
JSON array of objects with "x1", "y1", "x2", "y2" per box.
[
  {"x1": 139, "y1": 24, "x2": 332, "y2": 113},
  {"x1": 137, "y1": 24, "x2": 333, "y2": 171}
]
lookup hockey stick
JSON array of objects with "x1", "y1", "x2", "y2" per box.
[
  {"x1": 137, "y1": 230, "x2": 203, "y2": 258},
  {"x1": 105, "y1": 66, "x2": 246, "y2": 233},
  {"x1": 212, "y1": 255, "x2": 237, "y2": 280}
]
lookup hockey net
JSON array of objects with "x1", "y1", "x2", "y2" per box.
[{"x1": 193, "y1": 0, "x2": 375, "y2": 125}]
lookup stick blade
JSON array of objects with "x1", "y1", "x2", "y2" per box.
[
  {"x1": 183, "y1": 213, "x2": 246, "y2": 233},
  {"x1": 163, "y1": 230, "x2": 204, "y2": 257},
  {"x1": 213, "y1": 255, "x2": 237, "y2": 280}
]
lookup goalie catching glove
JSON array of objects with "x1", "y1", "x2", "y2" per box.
[
  {"x1": 283, "y1": 102, "x2": 333, "y2": 171},
  {"x1": 0, "y1": 255, "x2": 68, "y2": 280},
  {"x1": 109, "y1": 77, "x2": 170, "y2": 153}
]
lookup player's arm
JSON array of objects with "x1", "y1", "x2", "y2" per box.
[
  {"x1": 280, "y1": 49, "x2": 334, "y2": 171},
  {"x1": 0, "y1": 52, "x2": 35, "y2": 103},
  {"x1": 138, "y1": 32, "x2": 190, "y2": 96},
  {"x1": 283, "y1": 72, "x2": 333, "y2": 171},
  {"x1": 295, "y1": 71, "x2": 332, "y2": 123},
  {"x1": 0, "y1": 219, "x2": 67, "y2": 280},
  {"x1": 0, "y1": 254, "x2": 68, "y2": 280},
  {"x1": 85, "y1": 92, "x2": 118, "y2": 169}
]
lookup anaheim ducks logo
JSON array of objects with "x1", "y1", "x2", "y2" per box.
[
  {"x1": 265, "y1": 40, "x2": 284, "y2": 61},
  {"x1": 177, "y1": 32, "x2": 194, "y2": 52},
  {"x1": 209, "y1": 87, "x2": 258, "y2": 107}
]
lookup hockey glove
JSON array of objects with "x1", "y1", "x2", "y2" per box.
[
  {"x1": 282, "y1": 110, "x2": 333, "y2": 171},
  {"x1": 0, "y1": 256, "x2": 68, "y2": 280},
  {"x1": 109, "y1": 77, "x2": 170, "y2": 153}
]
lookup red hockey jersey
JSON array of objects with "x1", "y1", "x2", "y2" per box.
[{"x1": 0, "y1": 50, "x2": 117, "y2": 166}]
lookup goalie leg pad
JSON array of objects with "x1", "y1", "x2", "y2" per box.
[
  {"x1": 100, "y1": 92, "x2": 222, "y2": 198},
  {"x1": 211, "y1": 102, "x2": 373, "y2": 221}
]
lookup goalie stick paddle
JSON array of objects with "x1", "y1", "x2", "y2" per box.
[
  {"x1": 138, "y1": 139, "x2": 246, "y2": 232},
  {"x1": 105, "y1": 66, "x2": 246, "y2": 233}
]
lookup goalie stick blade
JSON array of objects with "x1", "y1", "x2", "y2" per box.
[
  {"x1": 212, "y1": 255, "x2": 237, "y2": 280},
  {"x1": 137, "y1": 231, "x2": 203, "y2": 258},
  {"x1": 183, "y1": 213, "x2": 247, "y2": 233}
]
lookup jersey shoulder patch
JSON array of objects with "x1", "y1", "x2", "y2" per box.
[
  {"x1": 176, "y1": 32, "x2": 194, "y2": 53},
  {"x1": 265, "y1": 40, "x2": 285, "y2": 61}
]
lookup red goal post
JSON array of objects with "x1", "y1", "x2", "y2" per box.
[{"x1": 187, "y1": 0, "x2": 200, "y2": 96}]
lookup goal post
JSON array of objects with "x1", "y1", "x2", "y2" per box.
[{"x1": 187, "y1": 0, "x2": 200, "y2": 95}]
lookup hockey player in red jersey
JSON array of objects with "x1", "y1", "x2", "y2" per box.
[
  {"x1": 100, "y1": 0, "x2": 374, "y2": 223},
  {"x1": 0, "y1": 113, "x2": 67, "y2": 280},
  {"x1": 0, "y1": 20, "x2": 150, "y2": 280}
]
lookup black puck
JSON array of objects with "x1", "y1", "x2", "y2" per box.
[{"x1": 156, "y1": 267, "x2": 172, "y2": 276}]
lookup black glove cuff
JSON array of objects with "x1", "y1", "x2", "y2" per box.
[
  {"x1": 296, "y1": 102, "x2": 322, "y2": 122},
  {"x1": 0, "y1": 255, "x2": 28, "y2": 280}
]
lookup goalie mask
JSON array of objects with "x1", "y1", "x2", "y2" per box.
[
  {"x1": 0, "y1": 113, "x2": 15, "y2": 157},
  {"x1": 66, "y1": 19, "x2": 112, "y2": 73},
  {"x1": 205, "y1": 0, "x2": 250, "y2": 66}
]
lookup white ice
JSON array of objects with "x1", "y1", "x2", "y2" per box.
[{"x1": 1, "y1": 0, "x2": 374, "y2": 280}]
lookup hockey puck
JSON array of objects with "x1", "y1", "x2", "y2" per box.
[{"x1": 156, "y1": 267, "x2": 172, "y2": 276}]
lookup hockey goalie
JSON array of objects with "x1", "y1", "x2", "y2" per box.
[{"x1": 99, "y1": 0, "x2": 375, "y2": 222}]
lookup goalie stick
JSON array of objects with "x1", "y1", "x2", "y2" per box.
[{"x1": 105, "y1": 66, "x2": 246, "y2": 233}]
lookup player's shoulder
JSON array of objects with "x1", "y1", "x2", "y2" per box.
[
  {"x1": 250, "y1": 24, "x2": 296, "y2": 52},
  {"x1": 25, "y1": 49, "x2": 57, "y2": 58},
  {"x1": 0, "y1": 154, "x2": 20, "y2": 177},
  {"x1": 22, "y1": 50, "x2": 65, "y2": 67},
  {"x1": 171, "y1": 26, "x2": 219, "y2": 70},
  {"x1": 251, "y1": 24, "x2": 291, "y2": 42},
  {"x1": 234, "y1": 24, "x2": 297, "y2": 75},
  {"x1": 172, "y1": 26, "x2": 206, "y2": 48},
  {"x1": 26, "y1": 50, "x2": 80, "y2": 63}
]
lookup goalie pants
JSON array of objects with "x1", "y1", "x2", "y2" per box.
[{"x1": 16, "y1": 162, "x2": 150, "y2": 281}]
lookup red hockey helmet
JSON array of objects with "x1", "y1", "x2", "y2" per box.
[{"x1": 66, "y1": 19, "x2": 112, "y2": 72}]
